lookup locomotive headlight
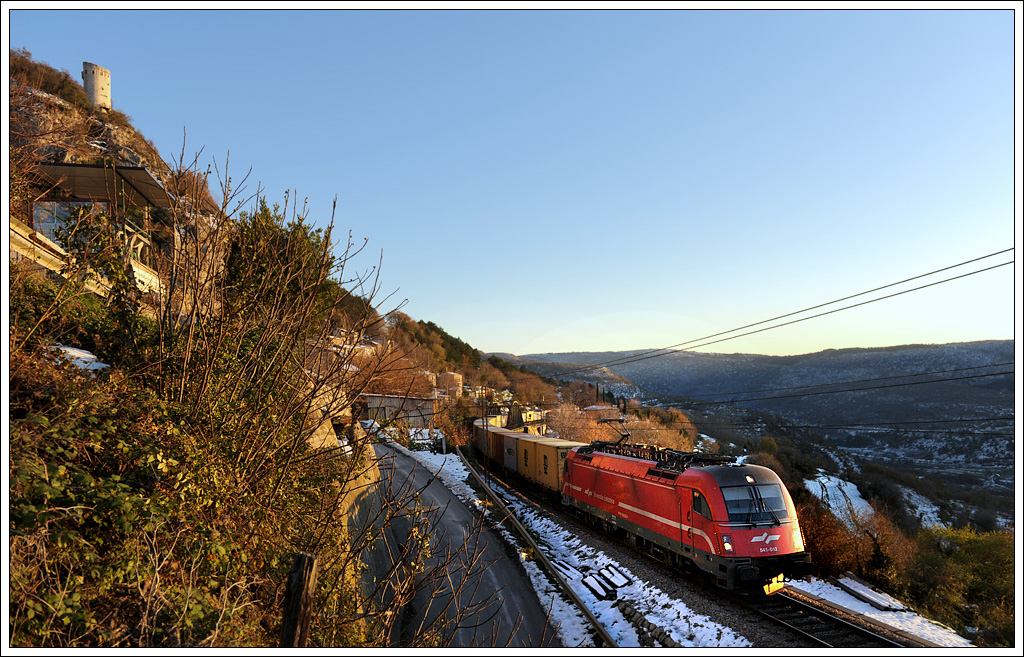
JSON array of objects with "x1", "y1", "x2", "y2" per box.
[
  {"x1": 792, "y1": 526, "x2": 804, "y2": 551},
  {"x1": 722, "y1": 534, "x2": 734, "y2": 553}
]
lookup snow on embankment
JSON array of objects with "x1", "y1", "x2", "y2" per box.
[
  {"x1": 900, "y1": 486, "x2": 947, "y2": 528},
  {"x1": 787, "y1": 578, "x2": 973, "y2": 647},
  {"x1": 406, "y1": 438, "x2": 974, "y2": 648},
  {"x1": 803, "y1": 470, "x2": 873, "y2": 531},
  {"x1": 804, "y1": 470, "x2": 948, "y2": 530}
]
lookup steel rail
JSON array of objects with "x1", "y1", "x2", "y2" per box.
[
  {"x1": 467, "y1": 446, "x2": 926, "y2": 649},
  {"x1": 730, "y1": 588, "x2": 909, "y2": 648},
  {"x1": 454, "y1": 446, "x2": 619, "y2": 648}
]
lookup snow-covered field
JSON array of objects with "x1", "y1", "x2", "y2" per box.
[
  {"x1": 899, "y1": 485, "x2": 947, "y2": 528},
  {"x1": 399, "y1": 438, "x2": 973, "y2": 648}
]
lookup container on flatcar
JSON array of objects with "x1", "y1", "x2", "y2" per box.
[
  {"x1": 475, "y1": 417, "x2": 501, "y2": 455},
  {"x1": 516, "y1": 433, "x2": 543, "y2": 484},
  {"x1": 531, "y1": 438, "x2": 583, "y2": 492},
  {"x1": 501, "y1": 430, "x2": 519, "y2": 471},
  {"x1": 488, "y1": 428, "x2": 505, "y2": 465}
]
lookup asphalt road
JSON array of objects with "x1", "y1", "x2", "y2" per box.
[{"x1": 374, "y1": 442, "x2": 562, "y2": 648}]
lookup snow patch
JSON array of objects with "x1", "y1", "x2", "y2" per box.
[
  {"x1": 402, "y1": 435, "x2": 972, "y2": 648},
  {"x1": 53, "y1": 345, "x2": 109, "y2": 372},
  {"x1": 787, "y1": 578, "x2": 971, "y2": 647},
  {"x1": 804, "y1": 470, "x2": 874, "y2": 531},
  {"x1": 900, "y1": 486, "x2": 947, "y2": 528}
]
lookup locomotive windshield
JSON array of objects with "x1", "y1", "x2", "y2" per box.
[{"x1": 721, "y1": 484, "x2": 788, "y2": 525}]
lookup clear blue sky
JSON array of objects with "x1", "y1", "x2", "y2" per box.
[{"x1": 7, "y1": 7, "x2": 1019, "y2": 356}]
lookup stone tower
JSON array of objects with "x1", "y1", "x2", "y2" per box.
[{"x1": 82, "y1": 62, "x2": 111, "y2": 111}]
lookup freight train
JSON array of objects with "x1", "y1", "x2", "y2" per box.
[{"x1": 473, "y1": 418, "x2": 812, "y2": 595}]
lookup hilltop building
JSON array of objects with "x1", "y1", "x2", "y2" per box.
[
  {"x1": 81, "y1": 62, "x2": 111, "y2": 111},
  {"x1": 9, "y1": 60, "x2": 222, "y2": 312}
]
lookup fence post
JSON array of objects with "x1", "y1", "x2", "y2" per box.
[{"x1": 280, "y1": 552, "x2": 319, "y2": 648}]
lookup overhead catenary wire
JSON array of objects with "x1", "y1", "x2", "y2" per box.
[
  {"x1": 379, "y1": 251, "x2": 1014, "y2": 440},
  {"x1": 513, "y1": 248, "x2": 1013, "y2": 381},
  {"x1": 623, "y1": 416, "x2": 1015, "y2": 435},
  {"x1": 518, "y1": 365, "x2": 1013, "y2": 411},
  {"x1": 660, "y1": 361, "x2": 1015, "y2": 401},
  {"x1": 670, "y1": 369, "x2": 1013, "y2": 406},
  {"x1": 556, "y1": 260, "x2": 1014, "y2": 376}
]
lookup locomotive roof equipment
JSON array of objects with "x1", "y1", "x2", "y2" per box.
[{"x1": 577, "y1": 441, "x2": 736, "y2": 473}]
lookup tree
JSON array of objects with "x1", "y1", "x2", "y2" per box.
[
  {"x1": 8, "y1": 138, "x2": 520, "y2": 647},
  {"x1": 564, "y1": 381, "x2": 597, "y2": 409},
  {"x1": 508, "y1": 374, "x2": 557, "y2": 407},
  {"x1": 546, "y1": 404, "x2": 606, "y2": 444},
  {"x1": 908, "y1": 526, "x2": 1014, "y2": 647}
]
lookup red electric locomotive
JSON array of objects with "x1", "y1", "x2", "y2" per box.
[{"x1": 561, "y1": 441, "x2": 812, "y2": 594}]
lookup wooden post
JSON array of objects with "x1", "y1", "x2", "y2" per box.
[{"x1": 280, "y1": 552, "x2": 319, "y2": 648}]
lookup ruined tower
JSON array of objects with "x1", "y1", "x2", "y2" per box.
[{"x1": 82, "y1": 62, "x2": 111, "y2": 111}]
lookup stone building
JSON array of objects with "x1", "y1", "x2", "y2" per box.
[
  {"x1": 436, "y1": 371, "x2": 464, "y2": 398},
  {"x1": 81, "y1": 62, "x2": 111, "y2": 110},
  {"x1": 361, "y1": 393, "x2": 439, "y2": 430}
]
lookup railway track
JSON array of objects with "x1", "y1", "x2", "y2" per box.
[
  {"x1": 467, "y1": 452, "x2": 921, "y2": 648},
  {"x1": 729, "y1": 589, "x2": 909, "y2": 648},
  {"x1": 455, "y1": 447, "x2": 620, "y2": 647}
]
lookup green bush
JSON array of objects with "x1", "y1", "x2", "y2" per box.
[{"x1": 908, "y1": 526, "x2": 1015, "y2": 647}]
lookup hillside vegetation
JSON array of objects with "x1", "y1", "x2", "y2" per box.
[
  {"x1": 7, "y1": 51, "x2": 487, "y2": 648},
  {"x1": 519, "y1": 343, "x2": 1014, "y2": 495},
  {"x1": 8, "y1": 50, "x2": 1013, "y2": 648},
  {"x1": 9, "y1": 47, "x2": 166, "y2": 175}
]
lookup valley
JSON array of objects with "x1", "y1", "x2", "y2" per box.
[{"x1": 510, "y1": 341, "x2": 1016, "y2": 504}]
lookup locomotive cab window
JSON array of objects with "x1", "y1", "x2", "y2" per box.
[
  {"x1": 692, "y1": 490, "x2": 713, "y2": 519},
  {"x1": 722, "y1": 484, "x2": 788, "y2": 524}
]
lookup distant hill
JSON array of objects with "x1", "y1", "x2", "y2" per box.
[
  {"x1": 518, "y1": 340, "x2": 1012, "y2": 422},
  {"x1": 514, "y1": 341, "x2": 1015, "y2": 495}
]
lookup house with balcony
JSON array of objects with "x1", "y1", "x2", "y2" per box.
[{"x1": 10, "y1": 162, "x2": 173, "y2": 298}]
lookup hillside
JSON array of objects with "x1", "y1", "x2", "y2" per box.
[
  {"x1": 515, "y1": 341, "x2": 1015, "y2": 495},
  {"x1": 9, "y1": 48, "x2": 168, "y2": 174}
]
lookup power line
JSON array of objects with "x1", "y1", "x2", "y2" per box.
[
  {"x1": 797, "y1": 423, "x2": 1015, "y2": 437},
  {"x1": 578, "y1": 248, "x2": 1013, "y2": 370},
  {"x1": 809, "y1": 416, "x2": 1016, "y2": 427},
  {"x1": 605, "y1": 416, "x2": 1016, "y2": 440},
  {"x1": 631, "y1": 415, "x2": 1015, "y2": 429},
  {"x1": 522, "y1": 367, "x2": 1012, "y2": 410},
  {"x1": 436, "y1": 251, "x2": 1016, "y2": 443},
  {"x1": 521, "y1": 248, "x2": 1013, "y2": 379},
  {"x1": 615, "y1": 410, "x2": 1015, "y2": 429},
  {"x1": 678, "y1": 370, "x2": 1014, "y2": 406},
  {"x1": 578, "y1": 261, "x2": 1014, "y2": 372},
  {"x1": 670, "y1": 362, "x2": 1015, "y2": 400},
  {"x1": 640, "y1": 425, "x2": 1015, "y2": 438}
]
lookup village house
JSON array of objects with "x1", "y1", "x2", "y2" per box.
[{"x1": 10, "y1": 162, "x2": 172, "y2": 297}]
